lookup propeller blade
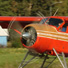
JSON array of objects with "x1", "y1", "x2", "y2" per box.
[{"x1": 13, "y1": 29, "x2": 22, "y2": 35}]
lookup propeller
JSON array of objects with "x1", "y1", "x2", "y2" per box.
[
  {"x1": 2, "y1": 12, "x2": 45, "y2": 46},
  {"x1": 1, "y1": 16, "x2": 38, "y2": 47},
  {"x1": 8, "y1": 19, "x2": 23, "y2": 40},
  {"x1": 22, "y1": 27, "x2": 37, "y2": 46}
]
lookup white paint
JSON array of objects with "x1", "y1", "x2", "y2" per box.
[
  {"x1": 0, "y1": 26, "x2": 9, "y2": 36},
  {"x1": 37, "y1": 30, "x2": 68, "y2": 42},
  {"x1": 37, "y1": 30, "x2": 68, "y2": 35},
  {"x1": 38, "y1": 35, "x2": 68, "y2": 42},
  {"x1": 37, "y1": 33, "x2": 68, "y2": 39}
]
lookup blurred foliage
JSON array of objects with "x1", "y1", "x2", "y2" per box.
[
  {"x1": 7, "y1": 37, "x2": 23, "y2": 48},
  {"x1": 8, "y1": 29, "x2": 23, "y2": 48},
  {"x1": 12, "y1": 39, "x2": 22, "y2": 48},
  {"x1": 0, "y1": 0, "x2": 67, "y2": 16},
  {"x1": 11, "y1": 38, "x2": 23, "y2": 48},
  {"x1": 7, "y1": 21, "x2": 23, "y2": 48}
]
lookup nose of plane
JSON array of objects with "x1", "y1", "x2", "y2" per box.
[
  {"x1": 21, "y1": 27, "x2": 37, "y2": 46},
  {"x1": 22, "y1": 32, "x2": 31, "y2": 40}
]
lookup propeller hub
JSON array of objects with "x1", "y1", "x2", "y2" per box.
[
  {"x1": 22, "y1": 27, "x2": 37, "y2": 46},
  {"x1": 22, "y1": 32, "x2": 31, "y2": 40}
]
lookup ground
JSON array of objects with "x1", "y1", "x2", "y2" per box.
[{"x1": 0, "y1": 48, "x2": 68, "y2": 68}]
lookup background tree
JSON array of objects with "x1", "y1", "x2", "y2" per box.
[{"x1": 0, "y1": 0, "x2": 68, "y2": 16}]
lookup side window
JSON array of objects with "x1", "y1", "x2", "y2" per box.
[
  {"x1": 59, "y1": 23, "x2": 68, "y2": 32},
  {"x1": 46, "y1": 18, "x2": 63, "y2": 27}
]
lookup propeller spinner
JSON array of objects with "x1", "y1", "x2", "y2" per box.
[{"x1": 22, "y1": 27, "x2": 37, "y2": 46}]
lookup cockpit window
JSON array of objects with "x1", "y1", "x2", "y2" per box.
[
  {"x1": 46, "y1": 18, "x2": 63, "y2": 27},
  {"x1": 40, "y1": 18, "x2": 48, "y2": 24}
]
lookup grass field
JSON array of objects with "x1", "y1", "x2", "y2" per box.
[{"x1": 0, "y1": 48, "x2": 68, "y2": 68}]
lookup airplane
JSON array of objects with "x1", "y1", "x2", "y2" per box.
[{"x1": 0, "y1": 16, "x2": 68, "y2": 68}]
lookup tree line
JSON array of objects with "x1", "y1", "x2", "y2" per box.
[{"x1": 0, "y1": 0, "x2": 67, "y2": 16}]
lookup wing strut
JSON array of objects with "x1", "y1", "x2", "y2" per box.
[
  {"x1": 18, "y1": 50, "x2": 38, "y2": 68},
  {"x1": 62, "y1": 52, "x2": 67, "y2": 68},
  {"x1": 53, "y1": 48, "x2": 67, "y2": 68}
]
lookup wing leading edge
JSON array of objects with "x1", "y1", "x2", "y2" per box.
[{"x1": 0, "y1": 16, "x2": 44, "y2": 28}]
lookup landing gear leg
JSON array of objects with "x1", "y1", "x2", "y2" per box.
[
  {"x1": 18, "y1": 50, "x2": 37, "y2": 68},
  {"x1": 62, "y1": 52, "x2": 67, "y2": 68},
  {"x1": 18, "y1": 50, "x2": 57, "y2": 68},
  {"x1": 40, "y1": 54, "x2": 56, "y2": 68},
  {"x1": 40, "y1": 54, "x2": 48, "y2": 68},
  {"x1": 53, "y1": 48, "x2": 67, "y2": 68},
  {"x1": 18, "y1": 51, "x2": 29, "y2": 68}
]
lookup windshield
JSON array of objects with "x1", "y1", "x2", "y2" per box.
[
  {"x1": 46, "y1": 18, "x2": 63, "y2": 27},
  {"x1": 40, "y1": 18, "x2": 48, "y2": 24}
]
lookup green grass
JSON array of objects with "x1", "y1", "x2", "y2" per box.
[{"x1": 0, "y1": 48, "x2": 68, "y2": 68}]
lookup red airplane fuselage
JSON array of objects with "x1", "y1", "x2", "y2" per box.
[
  {"x1": 21, "y1": 16, "x2": 68, "y2": 57},
  {"x1": 0, "y1": 16, "x2": 68, "y2": 57}
]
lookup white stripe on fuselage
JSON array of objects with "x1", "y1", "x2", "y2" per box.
[
  {"x1": 37, "y1": 30, "x2": 68, "y2": 42},
  {"x1": 37, "y1": 33, "x2": 68, "y2": 39},
  {"x1": 37, "y1": 30, "x2": 68, "y2": 35}
]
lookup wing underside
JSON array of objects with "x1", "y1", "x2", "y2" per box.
[{"x1": 0, "y1": 16, "x2": 43, "y2": 28}]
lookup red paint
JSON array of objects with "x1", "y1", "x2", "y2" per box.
[
  {"x1": 0, "y1": 16, "x2": 44, "y2": 28},
  {"x1": 13, "y1": 29, "x2": 21, "y2": 35},
  {"x1": 22, "y1": 35, "x2": 68, "y2": 56},
  {"x1": 0, "y1": 16, "x2": 43, "y2": 21},
  {"x1": 1, "y1": 16, "x2": 68, "y2": 57},
  {"x1": 21, "y1": 16, "x2": 68, "y2": 57}
]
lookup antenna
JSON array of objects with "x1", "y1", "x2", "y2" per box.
[{"x1": 53, "y1": 8, "x2": 59, "y2": 16}]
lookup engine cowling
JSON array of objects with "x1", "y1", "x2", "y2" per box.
[{"x1": 21, "y1": 24, "x2": 57, "y2": 54}]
